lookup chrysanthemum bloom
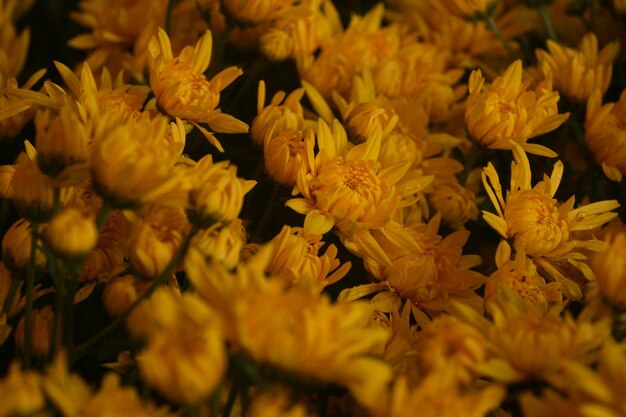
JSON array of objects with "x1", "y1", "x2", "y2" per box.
[
  {"x1": 485, "y1": 242, "x2": 563, "y2": 315},
  {"x1": 137, "y1": 294, "x2": 225, "y2": 405},
  {"x1": 339, "y1": 217, "x2": 486, "y2": 326},
  {"x1": 186, "y1": 154, "x2": 256, "y2": 228},
  {"x1": 1, "y1": 219, "x2": 47, "y2": 278},
  {"x1": 251, "y1": 81, "x2": 305, "y2": 146},
  {"x1": 427, "y1": 174, "x2": 479, "y2": 229},
  {"x1": 247, "y1": 393, "x2": 315, "y2": 417},
  {"x1": 248, "y1": 225, "x2": 351, "y2": 293},
  {"x1": 45, "y1": 208, "x2": 98, "y2": 260},
  {"x1": 591, "y1": 231, "x2": 626, "y2": 307},
  {"x1": 186, "y1": 250, "x2": 392, "y2": 412},
  {"x1": 90, "y1": 115, "x2": 183, "y2": 208},
  {"x1": 379, "y1": 375, "x2": 504, "y2": 417},
  {"x1": 82, "y1": 373, "x2": 173, "y2": 417},
  {"x1": 453, "y1": 301, "x2": 610, "y2": 385},
  {"x1": 34, "y1": 107, "x2": 88, "y2": 184},
  {"x1": 102, "y1": 275, "x2": 143, "y2": 317},
  {"x1": 69, "y1": 0, "x2": 167, "y2": 79},
  {"x1": 264, "y1": 127, "x2": 315, "y2": 186},
  {"x1": 15, "y1": 305, "x2": 53, "y2": 357},
  {"x1": 439, "y1": 0, "x2": 496, "y2": 19},
  {"x1": 297, "y1": 4, "x2": 401, "y2": 99},
  {"x1": 9, "y1": 150, "x2": 56, "y2": 222},
  {"x1": 148, "y1": 28, "x2": 248, "y2": 152},
  {"x1": 186, "y1": 220, "x2": 247, "y2": 270},
  {"x1": 482, "y1": 143, "x2": 619, "y2": 299},
  {"x1": 0, "y1": 362, "x2": 45, "y2": 417},
  {"x1": 466, "y1": 59, "x2": 569, "y2": 157},
  {"x1": 286, "y1": 118, "x2": 432, "y2": 235},
  {"x1": 536, "y1": 33, "x2": 619, "y2": 102},
  {"x1": 412, "y1": 315, "x2": 487, "y2": 385},
  {"x1": 127, "y1": 205, "x2": 190, "y2": 280},
  {"x1": 585, "y1": 89, "x2": 626, "y2": 181}
]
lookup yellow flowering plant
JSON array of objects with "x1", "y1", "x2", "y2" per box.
[{"x1": 2, "y1": 1, "x2": 626, "y2": 417}]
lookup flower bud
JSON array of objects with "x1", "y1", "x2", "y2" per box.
[{"x1": 45, "y1": 207, "x2": 98, "y2": 260}]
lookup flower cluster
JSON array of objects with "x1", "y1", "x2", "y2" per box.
[{"x1": 1, "y1": 0, "x2": 626, "y2": 416}]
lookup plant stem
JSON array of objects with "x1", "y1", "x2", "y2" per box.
[
  {"x1": 1, "y1": 278, "x2": 20, "y2": 316},
  {"x1": 165, "y1": 0, "x2": 176, "y2": 34},
  {"x1": 24, "y1": 222, "x2": 39, "y2": 368},
  {"x1": 222, "y1": 382, "x2": 238, "y2": 417},
  {"x1": 538, "y1": 4, "x2": 558, "y2": 40},
  {"x1": 95, "y1": 202, "x2": 112, "y2": 232},
  {"x1": 74, "y1": 226, "x2": 199, "y2": 357},
  {"x1": 485, "y1": 15, "x2": 516, "y2": 58}
]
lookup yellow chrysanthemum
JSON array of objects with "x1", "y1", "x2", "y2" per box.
[
  {"x1": 339, "y1": 216, "x2": 486, "y2": 326},
  {"x1": 251, "y1": 81, "x2": 305, "y2": 146},
  {"x1": 148, "y1": 28, "x2": 248, "y2": 152},
  {"x1": 438, "y1": 0, "x2": 496, "y2": 19},
  {"x1": 90, "y1": 115, "x2": 183, "y2": 208},
  {"x1": 128, "y1": 205, "x2": 190, "y2": 280},
  {"x1": 185, "y1": 249, "x2": 392, "y2": 412},
  {"x1": 286, "y1": 118, "x2": 432, "y2": 235},
  {"x1": 466, "y1": 59, "x2": 569, "y2": 157},
  {"x1": 453, "y1": 301, "x2": 610, "y2": 385},
  {"x1": 9, "y1": 149, "x2": 56, "y2": 222},
  {"x1": 45, "y1": 207, "x2": 98, "y2": 260},
  {"x1": 0, "y1": 361, "x2": 45, "y2": 417},
  {"x1": 427, "y1": 174, "x2": 479, "y2": 229},
  {"x1": 264, "y1": 127, "x2": 315, "y2": 186},
  {"x1": 186, "y1": 219, "x2": 247, "y2": 270},
  {"x1": 482, "y1": 142, "x2": 619, "y2": 299},
  {"x1": 186, "y1": 154, "x2": 256, "y2": 227},
  {"x1": 536, "y1": 33, "x2": 620, "y2": 102},
  {"x1": 247, "y1": 225, "x2": 351, "y2": 293},
  {"x1": 591, "y1": 231, "x2": 626, "y2": 307},
  {"x1": 1, "y1": 218, "x2": 47, "y2": 278},
  {"x1": 585, "y1": 89, "x2": 626, "y2": 181}
]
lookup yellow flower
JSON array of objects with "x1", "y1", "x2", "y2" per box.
[
  {"x1": 1, "y1": 218, "x2": 47, "y2": 278},
  {"x1": 15, "y1": 304, "x2": 53, "y2": 357},
  {"x1": 465, "y1": 59, "x2": 569, "y2": 157},
  {"x1": 34, "y1": 107, "x2": 89, "y2": 184},
  {"x1": 427, "y1": 174, "x2": 479, "y2": 229},
  {"x1": 251, "y1": 81, "x2": 305, "y2": 146},
  {"x1": 186, "y1": 155, "x2": 256, "y2": 227},
  {"x1": 186, "y1": 219, "x2": 247, "y2": 270},
  {"x1": 10, "y1": 150, "x2": 56, "y2": 222},
  {"x1": 536, "y1": 33, "x2": 620, "y2": 102},
  {"x1": 128, "y1": 205, "x2": 190, "y2": 279},
  {"x1": 90, "y1": 115, "x2": 183, "y2": 208},
  {"x1": 339, "y1": 217, "x2": 486, "y2": 326},
  {"x1": 264, "y1": 127, "x2": 315, "y2": 186},
  {"x1": 591, "y1": 231, "x2": 626, "y2": 307},
  {"x1": 247, "y1": 393, "x2": 315, "y2": 417},
  {"x1": 412, "y1": 315, "x2": 487, "y2": 385},
  {"x1": 148, "y1": 28, "x2": 248, "y2": 152},
  {"x1": 0, "y1": 361, "x2": 45, "y2": 417},
  {"x1": 42, "y1": 353, "x2": 92, "y2": 417},
  {"x1": 287, "y1": 118, "x2": 432, "y2": 235},
  {"x1": 585, "y1": 89, "x2": 626, "y2": 181},
  {"x1": 485, "y1": 242, "x2": 563, "y2": 316},
  {"x1": 102, "y1": 274, "x2": 146, "y2": 318},
  {"x1": 453, "y1": 301, "x2": 610, "y2": 385},
  {"x1": 248, "y1": 225, "x2": 351, "y2": 293},
  {"x1": 45, "y1": 207, "x2": 98, "y2": 260},
  {"x1": 482, "y1": 142, "x2": 619, "y2": 299},
  {"x1": 0, "y1": 69, "x2": 46, "y2": 139},
  {"x1": 439, "y1": 0, "x2": 496, "y2": 19},
  {"x1": 186, "y1": 250, "x2": 392, "y2": 412},
  {"x1": 83, "y1": 372, "x2": 172, "y2": 417},
  {"x1": 137, "y1": 293, "x2": 225, "y2": 405}
]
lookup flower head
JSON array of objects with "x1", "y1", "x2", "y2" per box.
[
  {"x1": 482, "y1": 143, "x2": 619, "y2": 299},
  {"x1": 149, "y1": 28, "x2": 248, "y2": 151},
  {"x1": 45, "y1": 207, "x2": 98, "y2": 260},
  {"x1": 585, "y1": 89, "x2": 626, "y2": 181},
  {"x1": 251, "y1": 81, "x2": 305, "y2": 146},
  {"x1": 466, "y1": 59, "x2": 568, "y2": 157},
  {"x1": 439, "y1": 0, "x2": 496, "y2": 19},
  {"x1": 536, "y1": 33, "x2": 619, "y2": 102},
  {"x1": 591, "y1": 231, "x2": 626, "y2": 307}
]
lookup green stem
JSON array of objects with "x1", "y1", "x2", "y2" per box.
[
  {"x1": 211, "y1": 388, "x2": 220, "y2": 417},
  {"x1": 222, "y1": 382, "x2": 238, "y2": 417},
  {"x1": 74, "y1": 226, "x2": 199, "y2": 357},
  {"x1": 538, "y1": 4, "x2": 558, "y2": 40},
  {"x1": 485, "y1": 15, "x2": 516, "y2": 58},
  {"x1": 24, "y1": 222, "x2": 39, "y2": 368},
  {"x1": 165, "y1": 0, "x2": 176, "y2": 34},
  {"x1": 63, "y1": 271, "x2": 80, "y2": 358},
  {"x1": 50, "y1": 268, "x2": 65, "y2": 358},
  {"x1": 1, "y1": 278, "x2": 20, "y2": 316},
  {"x1": 460, "y1": 143, "x2": 481, "y2": 186},
  {"x1": 95, "y1": 203, "x2": 112, "y2": 232}
]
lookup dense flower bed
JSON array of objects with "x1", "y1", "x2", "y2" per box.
[{"x1": 1, "y1": 0, "x2": 626, "y2": 416}]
